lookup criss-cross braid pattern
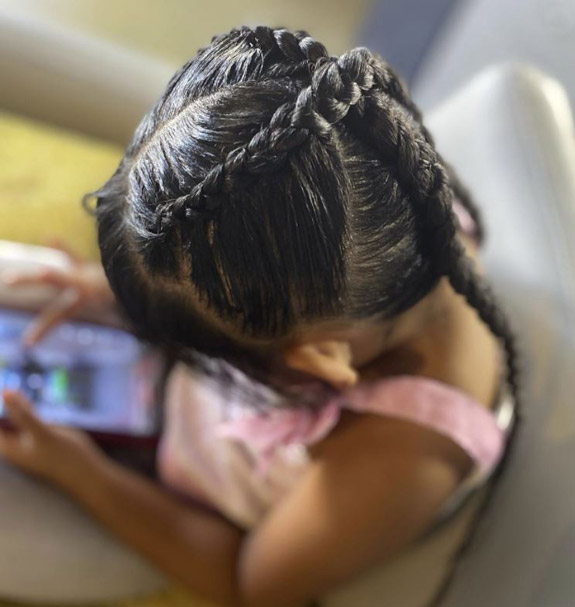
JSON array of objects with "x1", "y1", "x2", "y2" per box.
[
  {"x1": 151, "y1": 32, "x2": 518, "y2": 399},
  {"x1": 154, "y1": 28, "x2": 482, "y2": 238},
  {"x1": 154, "y1": 47, "x2": 378, "y2": 232}
]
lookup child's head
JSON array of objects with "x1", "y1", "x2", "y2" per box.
[{"x1": 86, "y1": 26, "x2": 517, "y2": 402}]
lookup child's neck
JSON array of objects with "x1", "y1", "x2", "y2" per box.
[{"x1": 355, "y1": 277, "x2": 502, "y2": 408}]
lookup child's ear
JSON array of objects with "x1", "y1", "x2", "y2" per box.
[{"x1": 282, "y1": 340, "x2": 358, "y2": 391}]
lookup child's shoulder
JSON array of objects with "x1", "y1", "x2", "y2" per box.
[
  {"x1": 365, "y1": 272, "x2": 503, "y2": 411},
  {"x1": 308, "y1": 369, "x2": 506, "y2": 483},
  {"x1": 308, "y1": 398, "x2": 475, "y2": 481},
  {"x1": 235, "y1": 378, "x2": 500, "y2": 606}
]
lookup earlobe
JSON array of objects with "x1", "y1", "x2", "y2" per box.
[{"x1": 283, "y1": 341, "x2": 358, "y2": 391}]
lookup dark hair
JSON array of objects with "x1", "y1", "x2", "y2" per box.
[{"x1": 85, "y1": 26, "x2": 518, "y2": 407}]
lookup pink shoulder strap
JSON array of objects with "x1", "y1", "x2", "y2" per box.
[
  {"x1": 216, "y1": 375, "x2": 506, "y2": 478},
  {"x1": 342, "y1": 376, "x2": 506, "y2": 475}
]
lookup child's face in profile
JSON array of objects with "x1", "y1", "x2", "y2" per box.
[{"x1": 271, "y1": 279, "x2": 449, "y2": 390}]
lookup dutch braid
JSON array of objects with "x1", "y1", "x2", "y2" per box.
[
  {"x1": 253, "y1": 26, "x2": 329, "y2": 64},
  {"x1": 265, "y1": 31, "x2": 485, "y2": 241},
  {"x1": 154, "y1": 48, "x2": 378, "y2": 232},
  {"x1": 346, "y1": 86, "x2": 519, "y2": 398},
  {"x1": 363, "y1": 52, "x2": 486, "y2": 241}
]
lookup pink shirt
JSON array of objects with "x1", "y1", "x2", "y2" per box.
[
  {"x1": 156, "y1": 362, "x2": 512, "y2": 530},
  {"x1": 156, "y1": 199, "x2": 511, "y2": 530}
]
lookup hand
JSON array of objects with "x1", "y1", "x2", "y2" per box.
[
  {"x1": 1, "y1": 241, "x2": 118, "y2": 346},
  {"x1": 0, "y1": 390, "x2": 106, "y2": 489}
]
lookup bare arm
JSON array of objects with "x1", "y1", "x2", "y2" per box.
[
  {"x1": 66, "y1": 457, "x2": 245, "y2": 606},
  {"x1": 238, "y1": 411, "x2": 472, "y2": 606},
  {"x1": 0, "y1": 392, "x2": 472, "y2": 607}
]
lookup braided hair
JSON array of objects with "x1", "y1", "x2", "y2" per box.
[{"x1": 87, "y1": 26, "x2": 519, "y2": 405}]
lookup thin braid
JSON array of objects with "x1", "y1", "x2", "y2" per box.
[
  {"x1": 446, "y1": 239, "x2": 521, "y2": 397},
  {"x1": 154, "y1": 96, "x2": 329, "y2": 231},
  {"x1": 347, "y1": 89, "x2": 520, "y2": 400},
  {"x1": 254, "y1": 26, "x2": 330, "y2": 64},
  {"x1": 154, "y1": 49, "x2": 378, "y2": 232}
]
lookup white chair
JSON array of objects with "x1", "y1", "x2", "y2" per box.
[
  {"x1": 0, "y1": 3, "x2": 174, "y2": 143},
  {"x1": 425, "y1": 63, "x2": 575, "y2": 607}
]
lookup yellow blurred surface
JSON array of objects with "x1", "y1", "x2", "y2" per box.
[
  {"x1": 0, "y1": 111, "x2": 121, "y2": 259},
  {"x1": 0, "y1": 111, "x2": 212, "y2": 607}
]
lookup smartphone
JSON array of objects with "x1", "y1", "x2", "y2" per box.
[{"x1": 0, "y1": 307, "x2": 163, "y2": 447}]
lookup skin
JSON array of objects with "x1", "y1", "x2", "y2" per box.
[{"x1": 0, "y1": 233, "x2": 501, "y2": 607}]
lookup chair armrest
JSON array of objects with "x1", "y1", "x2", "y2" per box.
[
  {"x1": 426, "y1": 63, "x2": 575, "y2": 290},
  {"x1": 0, "y1": 5, "x2": 175, "y2": 143}
]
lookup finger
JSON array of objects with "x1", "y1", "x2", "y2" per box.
[
  {"x1": 2, "y1": 391, "x2": 45, "y2": 435},
  {"x1": 45, "y1": 238, "x2": 81, "y2": 265},
  {"x1": 1, "y1": 267, "x2": 76, "y2": 290},
  {"x1": 23, "y1": 289, "x2": 83, "y2": 346}
]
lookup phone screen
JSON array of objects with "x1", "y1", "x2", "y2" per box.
[{"x1": 0, "y1": 308, "x2": 161, "y2": 437}]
